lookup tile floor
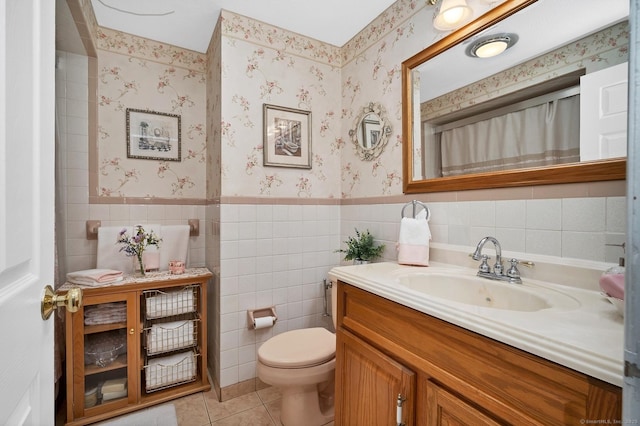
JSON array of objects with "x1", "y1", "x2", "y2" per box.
[{"x1": 98, "y1": 387, "x2": 335, "y2": 426}]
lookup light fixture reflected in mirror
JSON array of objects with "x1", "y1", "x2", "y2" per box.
[
  {"x1": 466, "y1": 33, "x2": 518, "y2": 58},
  {"x1": 431, "y1": 0, "x2": 473, "y2": 31}
]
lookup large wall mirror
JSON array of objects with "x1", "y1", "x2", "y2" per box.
[{"x1": 402, "y1": 0, "x2": 628, "y2": 194}]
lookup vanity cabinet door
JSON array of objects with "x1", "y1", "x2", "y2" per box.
[
  {"x1": 335, "y1": 329, "x2": 415, "y2": 426},
  {"x1": 426, "y1": 380, "x2": 504, "y2": 426}
]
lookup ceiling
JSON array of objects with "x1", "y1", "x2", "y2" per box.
[{"x1": 86, "y1": 0, "x2": 399, "y2": 52}]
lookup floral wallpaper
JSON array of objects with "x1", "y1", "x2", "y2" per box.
[
  {"x1": 218, "y1": 11, "x2": 343, "y2": 198},
  {"x1": 339, "y1": 2, "x2": 463, "y2": 198},
  {"x1": 89, "y1": 0, "x2": 624, "y2": 201},
  {"x1": 95, "y1": 27, "x2": 207, "y2": 199}
]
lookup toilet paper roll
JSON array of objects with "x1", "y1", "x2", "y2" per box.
[{"x1": 253, "y1": 316, "x2": 276, "y2": 330}]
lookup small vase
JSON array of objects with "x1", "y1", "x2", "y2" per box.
[
  {"x1": 354, "y1": 259, "x2": 370, "y2": 265},
  {"x1": 133, "y1": 254, "x2": 145, "y2": 277}
]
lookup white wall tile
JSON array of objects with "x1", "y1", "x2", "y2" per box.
[
  {"x1": 496, "y1": 200, "x2": 526, "y2": 228},
  {"x1": 562, "y1": 198, "x2": 606, "y2": 232},
  {"x1": 525, "y1": 199, "x2": 561, "y2": 230},
  {"x1": 562, "y1": 232, "x2": 605, "y2": 261},
  {"x1": 220, "y1": 348, "x2": 238, "y2": 369},
  {"x1": 494, "y1": 228, "x2": 526, "y2": 253},
  {"x1": 606, "y1": 197, "x2": 626, "y2": 233},
  {"x1": 238, "y1": 362, "x2": 257, "y2": 382},
  {"x1": 447, "y1": 202, "x2": 471, "y2": 226},
  {"x1": 219, "y1": 367, "x2": 238, "y2": 388},
  {"x1": 469, "y1": 201, "x2": 496, "y2": 227},
  {"x1": 448, "y1": 225, "x2": 470, "y2": 246},
  {"x1": 526, "y1": 229, "x2": 562, "y2": 257}
]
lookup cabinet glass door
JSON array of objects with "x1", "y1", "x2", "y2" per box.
[{"x1": 70, "y1": 292, "x2": 137, "y2": 418}]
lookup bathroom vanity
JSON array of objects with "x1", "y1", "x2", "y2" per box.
[
  {"x1": 61, "y1": 268, "x2": 212, "y2": 426},
  {"x1": 331, "y1": 260, "x2": 623, "y2": 425}
]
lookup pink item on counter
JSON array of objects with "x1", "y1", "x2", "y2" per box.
[
  {"x1": 599, "y1": 273, "x2": 625, "y2": 300},
  {"x1": 169, "y1": 260, "x2": 185, "y2": 275},
  {"x1": 143, "y1": 251, "x2": 160, "y2": 271}
]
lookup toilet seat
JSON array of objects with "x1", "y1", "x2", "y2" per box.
[{"x1": 258, "y1": 327, "x2": 335, "y2": 368}]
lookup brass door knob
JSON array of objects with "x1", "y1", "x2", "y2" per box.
[{"x1": 41, "y1": 285, "x2": 83, "y2": 320}]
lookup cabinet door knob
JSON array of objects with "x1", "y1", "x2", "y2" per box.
[
  {"x1": 130, "y1": 328, "x2": 135, "y2": 335},
  {"x1": 41, "y1": 285, "x2": 83, "y2": 320}
]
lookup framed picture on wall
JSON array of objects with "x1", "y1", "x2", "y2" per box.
[
  {"x1": 126, "y1": 108, "x2": 181, "y2": 161},
  {"x1": 263, "y1": 104, "x2": 312, "y2": 169}
]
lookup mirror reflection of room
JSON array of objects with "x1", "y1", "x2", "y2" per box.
[
  {"x1": 421, "y1": 22, "x2": 627, "y2": 178},
  {"x1": 408, "y1": 0, "x2": 628, "y2": 181},
  {"x1": 360, "y1": 113, "x2": 382, "y2": 148}
]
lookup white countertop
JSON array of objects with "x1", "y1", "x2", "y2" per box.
[{"x1": 329, "y1": 260, "x2": 624, "y2": 387}]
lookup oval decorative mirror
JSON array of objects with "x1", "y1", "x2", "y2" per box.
[
  {"x1": 349, "y1": 102, "x2": 392, "y2": 161},
  {"x1": 401, "y1": 0, "x2": 628, "y2": 194}
]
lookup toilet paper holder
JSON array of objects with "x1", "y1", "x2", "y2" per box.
[{"x1": 247, "y1": 306, "x2": 278, "y2": 330}]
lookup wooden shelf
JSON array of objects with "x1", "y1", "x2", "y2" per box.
[
  {"x1": 84, "y1": 354, "x2": 127, "y2": 376},
  {"x1": 84, "y1": 321, "x2": 127, "y2": 335}
]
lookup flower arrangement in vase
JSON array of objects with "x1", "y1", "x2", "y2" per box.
[
  {"x1": 336, "y1": 228, "x2": 385, "y2": 264},
  {"x1": 117, "y1": 225, "x2": 162, "y2": 276}
]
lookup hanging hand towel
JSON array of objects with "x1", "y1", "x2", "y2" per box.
[
  {"x1": 97, "y1": 224, "x2": 161, "y2": 273},
  {"x1": 397, "y1": 209, "x2": 431, "y2": 266},
  {"x1": 97, "y1": 226, "x2": 132, "y2": 273},
  {"x1": 159, "y1": 225, "x2": 190, "y2": 271}
]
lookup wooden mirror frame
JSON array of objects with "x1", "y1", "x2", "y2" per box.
[{"x1": 401, "y1": 0, "x2": 626, "y2": 194}]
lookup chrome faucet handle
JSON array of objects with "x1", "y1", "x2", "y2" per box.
[
  {"x1": 510, "y1": 258, "x2": 534, "y2": 268},
  {"x1": 507, "y1": 258, "x2": 535, "y2": 279},
  {"x1": 478, "y1": 254, "x2": 490, "y2": 273},
  {"x1": 506, "y1": 259, "x2": 521, "y2": 279}
]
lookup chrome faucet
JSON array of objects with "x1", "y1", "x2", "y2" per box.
[{"x1": 471, "y1": 236, "x2": 531, "y2": 284}]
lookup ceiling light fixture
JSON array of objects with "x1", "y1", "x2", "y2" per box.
[
  {"x1": 429, "y1": 0, "x2": 473, "y2": 31},
  {"x1": 466, "y1": 34, "x2": 518, "y2": 58}
]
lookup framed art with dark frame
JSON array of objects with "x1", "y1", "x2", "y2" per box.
[
  {"x1": 126, "y1": 108, "x2": 181, "y2": 161},
  {"x1": 263, "y1": 104, "x2": 312, "y2": 169}
]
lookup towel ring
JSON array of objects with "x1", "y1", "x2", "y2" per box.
[{"x1": 401, "y1": 200, "x2": 430, "y2": 220}]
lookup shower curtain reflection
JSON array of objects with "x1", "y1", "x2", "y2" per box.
[{"x1": 437, "y1": 95, "x2": 580, "y2": 176}]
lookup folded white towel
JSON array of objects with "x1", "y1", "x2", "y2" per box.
[
  {"x1": 145, "y1": 350, "x2": 196, "y2": 390},
  {"x1": 397, "y1": 209, "x2": 431, "y2": 266},
  {"x1": 145, "y1": 289, "x2": 195, "y2": 319},
  {"x1": 67, "y1": 269, "x2": 124, "y2": 286},
  {"x1": 147, "y1": 320, "x2": 195, "y2": 354}
]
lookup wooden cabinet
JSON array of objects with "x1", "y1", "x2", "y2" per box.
[
  {"x1": 335, "y1": 281, "x2": 622, "y2": 426},
  {"x1": 425, "y1": 380, "x2": 502, "y2": 426},
  {"x1": 336, "y1": 329, "x2": 415, "y2": 425},
  {"x1": 62, "y1": 269, "x2": 212, "y2": 426}
]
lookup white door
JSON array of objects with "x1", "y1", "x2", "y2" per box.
[
  {"x1": 580, "y1": 62, "x2": 629, "y2": 161},
  {"x1": 0, "y1": 0, "x2": 56, "y2": 424}
]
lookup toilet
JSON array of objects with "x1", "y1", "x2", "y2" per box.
[{"x1": 257, "y1": 283, "x2": 337, "y2": 426}]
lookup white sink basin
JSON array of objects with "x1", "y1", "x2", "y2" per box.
[{"x1": 396, "y1": 272, "x2": 579, "y2": 311}]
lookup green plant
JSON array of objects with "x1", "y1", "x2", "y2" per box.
[{"x1": 336, "y1": 228, "x2": 385, "y2": 261}]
